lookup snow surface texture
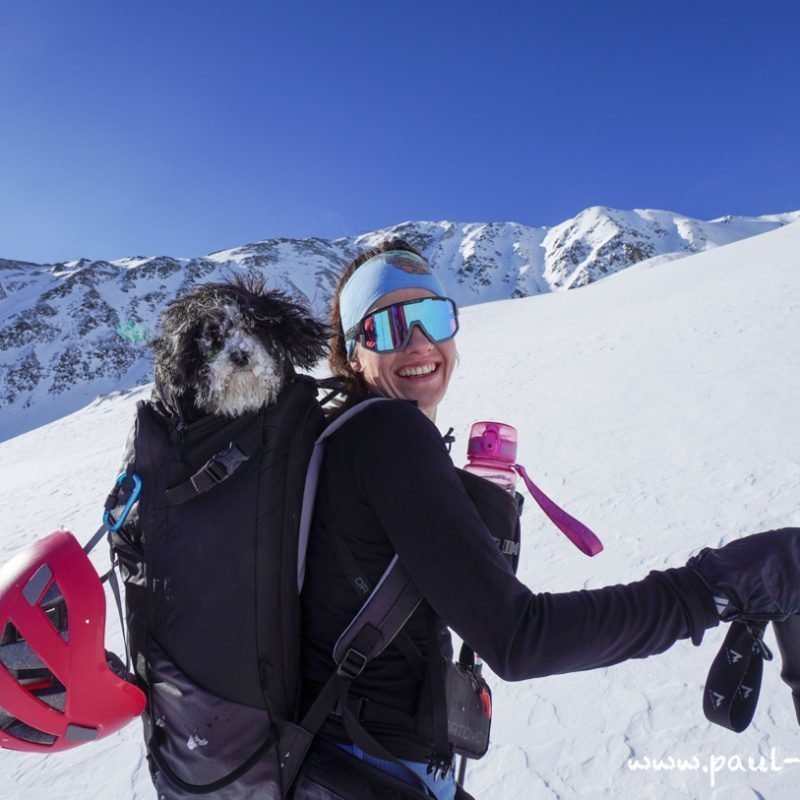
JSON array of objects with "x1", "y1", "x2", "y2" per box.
[
  {"x1": 1, "y1": 221, "x2": 800, "y2": 798},
  {"x1": 2, "y1": 206, "x2": 798, "y2": 442}
]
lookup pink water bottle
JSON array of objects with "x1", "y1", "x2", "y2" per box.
[
  {"x1": 463, "y1": 422, "x2": 518, "y2": 493},
  {"x1": 463, "y1": 420, "x2": 604, "y2": 557}
]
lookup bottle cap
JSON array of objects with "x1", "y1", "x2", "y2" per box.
[{"x1": 467, "y1": 422, "x2": 517, "y2": 464}]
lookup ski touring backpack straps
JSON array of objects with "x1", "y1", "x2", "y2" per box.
[
  {"x1": 108, "y1": 374, "x2": 332, "y2": 799},
  {"x1": 106, "y1": 386, "x2": 524, "y2": 798},
  {"x1": 278, "y1": 398, "x2": 406, "y2": 789},
  {"x1": 288, "y1": 430, "x2": 525, "y2": 796},
  {"x1": 107, "y1": 381, "x2": 404, "y2": 799}
]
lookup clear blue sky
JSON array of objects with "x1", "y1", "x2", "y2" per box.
[{"x1": 1, "y1": 0, "x2": 798, "y2": 263}]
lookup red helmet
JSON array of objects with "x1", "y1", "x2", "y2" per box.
[{"x1": 0, "y1": 530, "x2": 146, "y2": 752}]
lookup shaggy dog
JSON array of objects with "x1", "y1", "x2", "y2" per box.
[{"x1": 151, "y1": 277, "x2": 329, "y2": 417}]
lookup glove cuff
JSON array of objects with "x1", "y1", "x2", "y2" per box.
[
  {"x1": 653, "y1": 566, "x2": 721, "y2": 645},
  {"x1": 688, "y1": 561, "x2": 740, "y2": 620}
]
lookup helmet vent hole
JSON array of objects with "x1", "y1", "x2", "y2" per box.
[
  {"x1": 27, "y1": 676, "x2": 66, "y2": 710},
  {"x1": 39, "y1": 583, "x2": 69, "y2": 642},
  {"x1": 0, "y1": 718, "x2": 58, "y2": 747},
  {"x1": 1, "y1": 621, "x2": 21, "y2": 646},
  {"x1": 0, "y1": 622, "x2": 52, "y2": 683},
  {"x1": 0, "y1": 615, "x2": 66, "y2": 744}
]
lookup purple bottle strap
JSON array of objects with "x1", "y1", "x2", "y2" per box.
[{"x1": 514, "y1": 463, "x2": 603, "y2": 557}]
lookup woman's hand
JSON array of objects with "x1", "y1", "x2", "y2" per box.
[{"x1": 688, "y1": 528, "x2": 800, "y2": 621}]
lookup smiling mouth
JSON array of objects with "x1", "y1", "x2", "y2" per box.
[{"x1": 397, "y1": 363, "x2": 439, "y2": 378}]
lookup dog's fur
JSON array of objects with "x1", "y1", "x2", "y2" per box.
[{"x1": 151, "y1": 276, "x2": 329, "y2": 418}]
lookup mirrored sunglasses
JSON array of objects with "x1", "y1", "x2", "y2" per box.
[{"x1": 347, "y1": 296, "x2": 459, "y2": 354}]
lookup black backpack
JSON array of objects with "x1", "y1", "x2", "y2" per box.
[{"x1": 107, "y1": 374, "x2": 521, "y2": 798}]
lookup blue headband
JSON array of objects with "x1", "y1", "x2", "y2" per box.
[{"x1": 340, "y1": 250, "x2": 446, "y2": 357}]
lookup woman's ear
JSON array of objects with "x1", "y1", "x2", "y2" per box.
[{"x1": 348, "y1": 342, "x2": 362, "y2": 372}]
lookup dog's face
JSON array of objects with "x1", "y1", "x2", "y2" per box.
[
  {"x1": 191, "y1": 299, "x2": 284, "y2": 417},
  {"x1": 152, "y1": 278, "x2": 329, "y2": 417}
]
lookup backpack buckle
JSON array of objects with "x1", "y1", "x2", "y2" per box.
[
  {"x1": 192, "y1": 444, "x2": 249, "y2": 491},
  {"x1": 492, "y1": 537, "x2": 520, "y2": 557},
  {"x1": 337, "y1": 647, "x2": 368, "y2": 680}
]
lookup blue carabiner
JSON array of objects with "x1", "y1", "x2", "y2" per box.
[{"x1": 103, "y1": 472, "x2": 142, "y2": 532}]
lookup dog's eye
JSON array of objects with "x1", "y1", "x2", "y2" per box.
[
  {"x1": 197, "y1": 325, "x2": 225, "y2": 364},
  {"x1": 203, "y1": 346, "x2": 222, "y2": 363},
  {"x1": 198, "y1": 329, "x2": 224, "y2": 363}
]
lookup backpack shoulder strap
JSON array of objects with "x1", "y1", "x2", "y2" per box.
[
  {"x1": 332, "y1": 556, "x2": 423, "y2": 674},
  {"x1": 296, "y1": 397, "x2": 389, "y2": 592},
  {"x1": 325, "y1": 519, "x2": 426, "y2": 670},
  {"x1": 284, "y1": 556, "x2": 429, "y2": 796},
  {"x1": 299, "y1": 393, "x2": 427, "y2": 665},
  {"x1": 282, "y1": 398, "x2": 437, "y2": 795}
]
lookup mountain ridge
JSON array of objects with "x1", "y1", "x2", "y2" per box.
[{"x1": 1, "y1": 206, "x2": 798, "y2": 441}]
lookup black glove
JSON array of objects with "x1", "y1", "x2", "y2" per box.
[
  {"x1": 687, "y1": 528, "x2": 800, "y2": 622},
  {"x1": 774, "y1": 615, "x2": 800, "y2": 725}
]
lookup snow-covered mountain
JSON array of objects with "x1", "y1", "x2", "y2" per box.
[
  {"x1": 1, "y1": 220, "x2": 799, "y2": 799},
  {"x1": 541, "y1": 207, "x2": 799, "y2": 289},
  {"x1": 1, "y1": 207, "x2": 798, "y2": 441}
]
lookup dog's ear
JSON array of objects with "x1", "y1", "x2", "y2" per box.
[
  {"x1": 150, "y1": 291, "x2": 211, "y2": 402},
  {"x1": 248, "y1": 292, "x2": 331, "y2": 371},
  {"x1": 281, "y1": 314, "x2": 331, "y2": 371},
  {"x1": 270, "y1": 308, "x2": 331, "y2": 371}
]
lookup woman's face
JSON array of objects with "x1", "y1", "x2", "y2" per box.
[{"x1": 349, "y1": 288, "x2": 457, "y2": 421}]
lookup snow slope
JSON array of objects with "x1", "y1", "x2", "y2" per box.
[{"x1": 1, "y1": 222, "x2": 800, "y2": 798}]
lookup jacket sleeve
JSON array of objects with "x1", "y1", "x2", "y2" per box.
[{"x1": 354, "y1": 401, "x2": 720, "y2": 682}]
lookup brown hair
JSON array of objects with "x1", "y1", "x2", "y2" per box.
[{"x1": 327, "y1": 238, "x2": 425, "y2": 413}]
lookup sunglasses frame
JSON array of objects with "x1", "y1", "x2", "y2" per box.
[{"x1": 346, "y1": 296, "x2": 459, "y2": 354}]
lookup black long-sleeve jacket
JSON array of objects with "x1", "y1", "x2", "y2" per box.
[{"x1": 300, "y1": 400, "x2": 719, "y2": 760}]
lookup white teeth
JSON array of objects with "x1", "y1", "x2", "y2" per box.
[{"x1": 398, "y1": 364, "x2": 437, "y2": 377}]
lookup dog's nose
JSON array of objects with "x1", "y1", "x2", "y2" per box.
[{"x1": 229, "y1": 349, "x2": 250, "y2": 367}]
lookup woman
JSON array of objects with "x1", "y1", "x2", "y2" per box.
[{"x1": 297, "y1": 239, "x2": 800, "y2": 800}]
